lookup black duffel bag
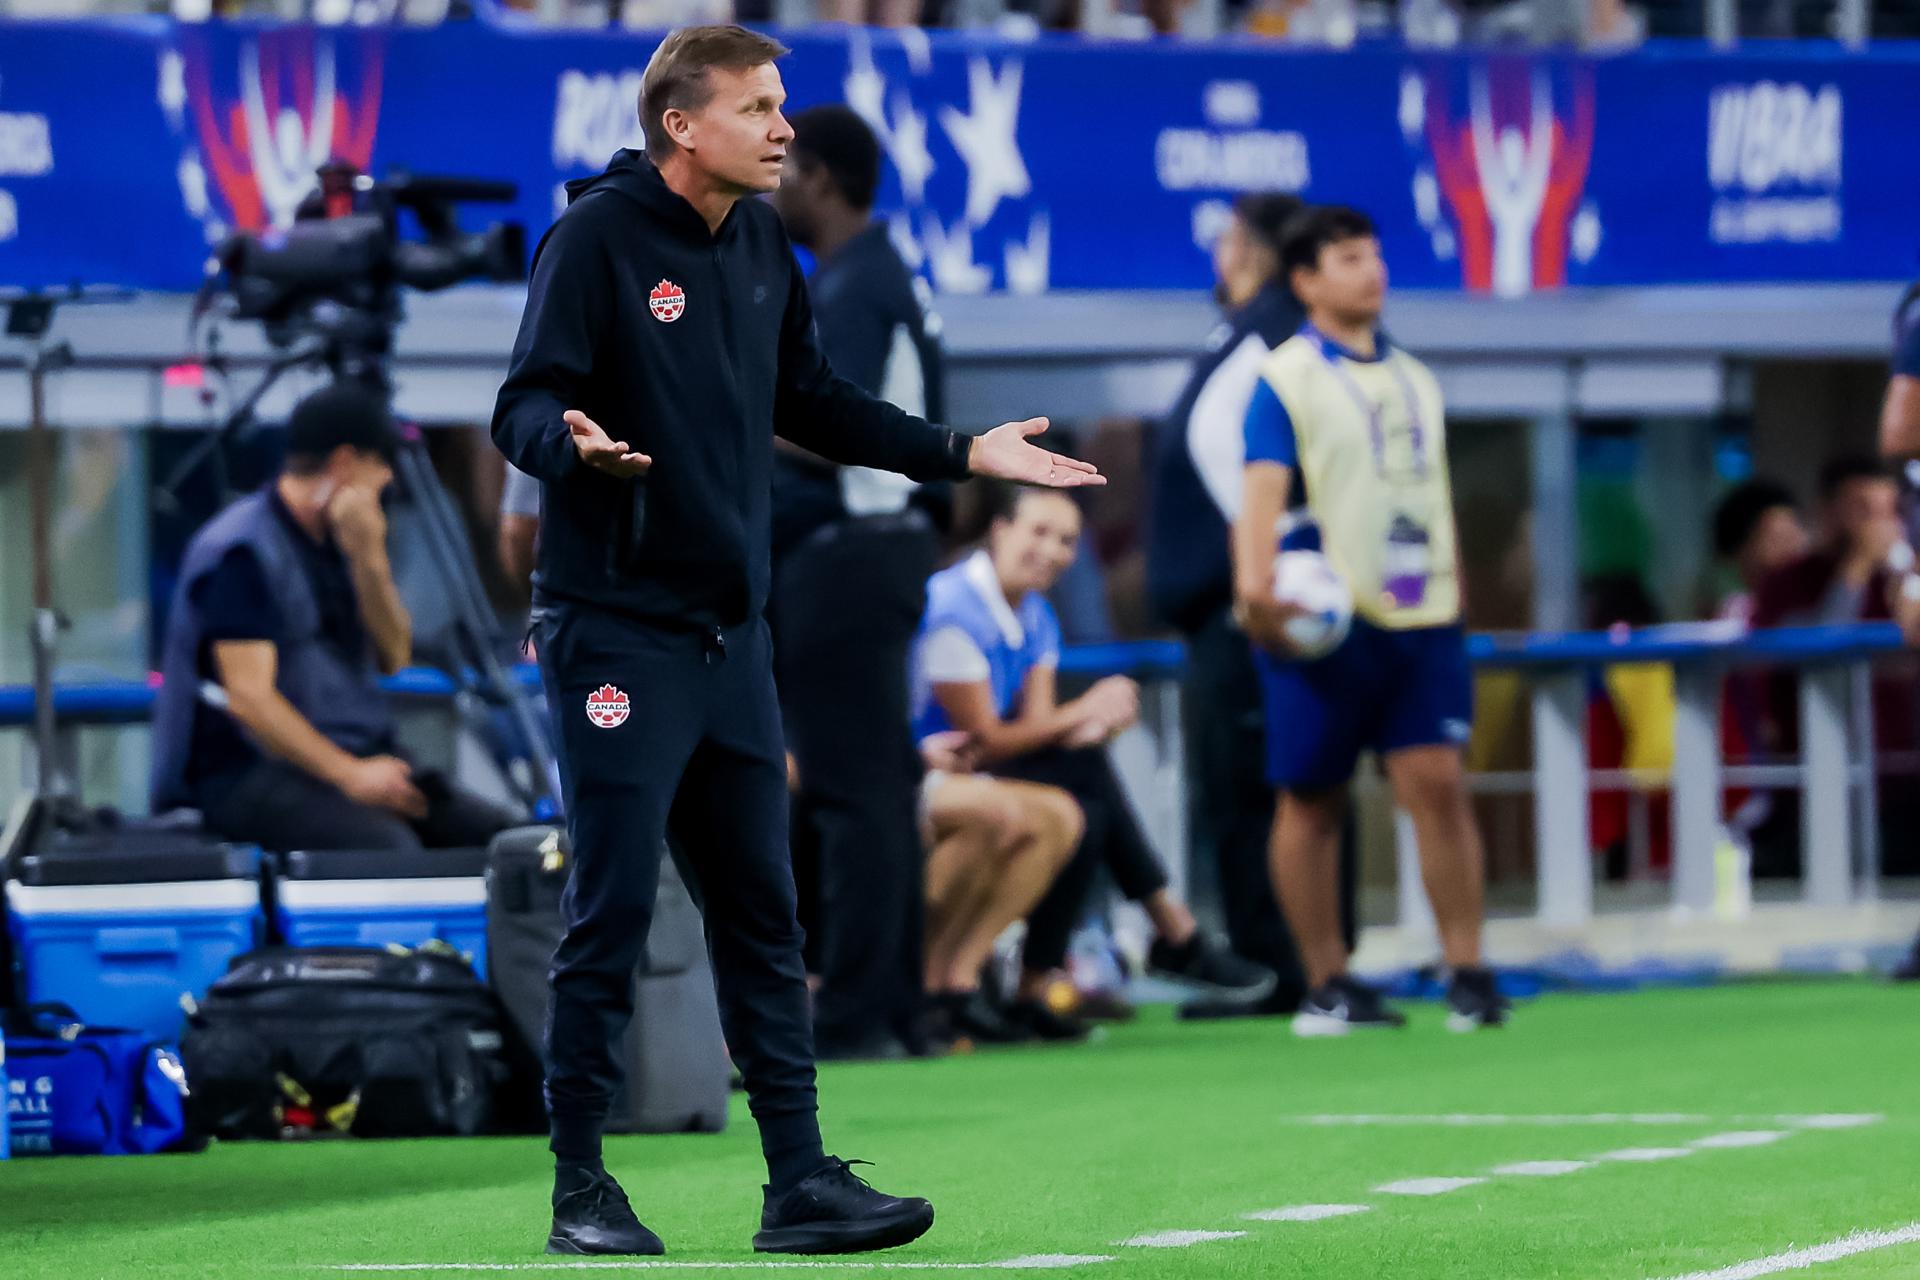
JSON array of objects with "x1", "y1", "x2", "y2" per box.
[{"x1": 180, "y1": 945, "x2": 506, "y2": 1140}]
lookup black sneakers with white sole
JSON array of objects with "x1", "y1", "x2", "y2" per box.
[
  {"x1": 1292, "y1": 976, "x2": 1407, "y2": 1037},
  {"x1": 1445, "y1": 966, "x2": 1511, "y2": 1031}
]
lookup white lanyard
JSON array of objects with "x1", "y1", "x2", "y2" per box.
[{"x1": 1306, "y1": 328, "x2": 1429, "y2": 483}]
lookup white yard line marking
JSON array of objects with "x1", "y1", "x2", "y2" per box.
[
  {"x1": 1373, "y1": 1177, "x2": 1488, "y2": 1196},
  {"x1": 1115, "y1": 1230, "x2": 1246, "y2": 1249},
  {"x1": 1302, "y1": 1113, "x2": 1714, "y2": 1127},
  {"x1": 1691, "y1": 1131, "x2": 1789, "y2": 1150},
  {"x1": 1647, "y1": 1222, "x2": 1920, "y2": 1280},
  {"x1": 1598, "y1": 1147, "x2": 1697, "y2": 1163},
  {"x1": 1242, "y1": 1205, "x2": 1372, "y2": 1223},
  {"x1": 1779, "y1": 1113, "x2": 1882, "y2": 1130},
  {"x1": 330, "y1": 1260, "x2": 1112, "y2": 1273},
  {"x1": 1297, "y1": 1114, "x2": 1884, "y2": 1129},
  {"x1": 1491, "y1": 1160, "x2": 1593, "y2": 1177}
]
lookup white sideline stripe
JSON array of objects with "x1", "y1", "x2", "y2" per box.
[
  {"x1": 1598, "y1": 1147, "x2": 1697, "y2": 1163},
  {"x1": 1492, "y1": 1160, "x2": 1592, "y2": 1177},
  {"x1": 1242, "y1": 1205, "x2": 1372, "y2": 1223},
  {"x1": 1373, "y1": 1177, "x2": 1487, "y2": 1196},
  {"x1": 1116, "y1": 1231, "x2": 1246, "y2": 1248},
  {"x1": 330, "y1": 1259, "x2": 1112, "y2": 1272},
  {"x1": 1691, "y1": 1131, "x2": 1789, "y2": 1150},
  {"x1": 1781, "y1": 1113, "x2": 1882, "y2": 1130},
  {"x1": 1296, "y1": 1113, "x2": 1884, "y2": 1129},
  {"x1": 1648, "y1": 1222, "x2": 1920, "y2": 1280}
]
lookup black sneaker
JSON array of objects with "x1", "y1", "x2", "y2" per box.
[
  {"x1": 1004, "y1": 998, "x2": 1090, "y2": 1042},
  {"x1": 1148, "y1": 932, "x2": 1279, "y2": 1001},
  {"x1": 932, "y1": 991, "x2": 1031, "y2": 1045},
  {"x1": 1446, "y1": 967, "x2": 1510, "y2": 1031},
  {"x1": 1292, "y1": 976, "x2": 1406, "y2": 1038},
  {"x1": 753, "y1": 1157, "x2": 935, "y2": 1254},
  {"x1": 547, "y1": 1164, "x2": 665, "y2": 1256}
]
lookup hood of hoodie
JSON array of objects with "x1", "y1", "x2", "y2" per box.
[{"x1": 563, "y1": 149, "x2": 741, "y2": 244}]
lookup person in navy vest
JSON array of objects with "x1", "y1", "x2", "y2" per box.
[
  {"x1": 1145, "y1": 193, "x2": 1349, "y2": 1017},
  {"x1": 151, "y1": 381, "x2": 517, "y2": 853}
]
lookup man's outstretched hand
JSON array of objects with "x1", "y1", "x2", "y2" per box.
[
  {"x1": 566, "y1": 410, "x2": 653, "y2": 478},
  {"x1": 967, "y1": 417, "x2": 1105, "y2": 488}
]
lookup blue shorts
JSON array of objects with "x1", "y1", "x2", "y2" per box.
[{"x1": 1254, "y1": 619, "x2": 1474, "y2": 790}]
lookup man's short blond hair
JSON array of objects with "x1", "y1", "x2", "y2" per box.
[{"x1": 639, "y1": 25, "x2": 790, "y2": 157}]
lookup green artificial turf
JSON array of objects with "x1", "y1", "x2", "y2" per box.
[{"x1": 4, "y1": 980, "x2": 1919, "y2": 1279}]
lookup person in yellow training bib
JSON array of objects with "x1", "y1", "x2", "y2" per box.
[{"x1": 1230, "y1": 205, "x2": 1507, "y2": 1037}]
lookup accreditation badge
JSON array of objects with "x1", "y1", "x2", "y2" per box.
[{"x1": 1380, "y1": 512, "x2": 1434, "y2": 611}]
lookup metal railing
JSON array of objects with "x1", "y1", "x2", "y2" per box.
[{"x1": 1, "y1": 623, "x2": 1908, "y2": 941}]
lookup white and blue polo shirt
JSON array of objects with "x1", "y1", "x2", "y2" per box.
[{"x1": 910, "y1": 549, "x2": 1062, "y2": 742}]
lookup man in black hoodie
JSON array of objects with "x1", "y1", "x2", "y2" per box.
[{"x1": 492, "y1": 24, "x2": 1100, "y2": 1260}]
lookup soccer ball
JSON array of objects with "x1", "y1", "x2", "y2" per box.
[{"x1": 1271, "y1": 549, "x2": 1353, "y2": 659}]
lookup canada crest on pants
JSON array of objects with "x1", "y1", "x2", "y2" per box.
[
  {"x1": 649, "y1": 279, "x2": 685, "y2": 322},
  {"x1": 585, "y1": 683, "x2": 630, "y2": 728}
]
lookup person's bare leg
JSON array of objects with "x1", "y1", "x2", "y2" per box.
[
  {"x1": 922, "y1": 777, "x2": 1023, "y2": 992},
  {"x1": 1385, "y1": 745, "x2": 1484, "y2": 971},
  {"x1": 944, "y1": 783, "x2": 1083, "y2": 987},
  {"x1": 1269, "y1": 787, "x2": 1350, "y2": 989},
  {"x1": 924, "y1": 825, "x2": 995, "y2": 993}
]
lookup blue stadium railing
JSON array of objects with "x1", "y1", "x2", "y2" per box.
[{"x1": 0, "y1": 622, "x2": 1906, "y2": 929}]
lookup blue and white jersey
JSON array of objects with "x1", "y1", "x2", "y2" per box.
[{"x1": 910, "y1": 549, "x2": 1062, "y2": 742}]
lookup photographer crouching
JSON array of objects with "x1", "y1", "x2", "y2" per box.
[{"x1": 151, "y1": 382, "x2": 517, "y2": 852}]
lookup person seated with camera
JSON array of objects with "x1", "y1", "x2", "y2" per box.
[
  {"x1": 151, "y1": 382, "x2": 517, "y2": 853},
  {"x1": 912, "y1": 483, "x2": 1276, "y2": 1038}
]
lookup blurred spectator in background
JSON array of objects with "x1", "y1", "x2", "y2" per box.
[
  {"x1": 1754, "y1": 458, "x2": 1907, "y2": 633},
  {"x1": 914, "y1": 484, "x2": 1276, "y2": 1039},
  {"x1": 1752, "y1": 456, "x2": 1920, "y2": 880},
  {"x1": 813, "y1": 0, "x2": 921, "y2": 23},
  {"x1": 769, "y1": 104, "x2": 947, "y2": 1060},
  {"x1": 151, "y1": 382, "x2": 516, "y2": 851},
  {"x1": 1710, "y1": 479, "x2": 1809, "y2": 625},
  {"x1": 916, "y1": 730, "x2": 1084, "y2": 1046},
  {"x1": 1147, "y1": 191, "x2": 1333, "y2": 1018}
]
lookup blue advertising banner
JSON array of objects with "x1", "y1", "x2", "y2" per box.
[{"x1": 1, "y1": 19, "x2": 1917, "y2": 295}]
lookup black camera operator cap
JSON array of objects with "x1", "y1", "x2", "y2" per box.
[{"x1": 287, "y1": 381, "x2": 401, "y2": 464}]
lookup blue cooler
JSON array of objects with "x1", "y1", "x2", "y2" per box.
[
  {"x1": 6, "y1": 838, "x2": 263, "y2": 1044},
  {"x1": 274, "y1": 848, "x2": 491, "y2": 976}
]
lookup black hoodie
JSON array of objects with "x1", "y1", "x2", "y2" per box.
[{"x1": 491, "y1": 150, "x2": 973, "y2": 630}]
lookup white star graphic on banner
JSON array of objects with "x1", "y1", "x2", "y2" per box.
[
  {"x1": 921, "y1": 213, "x2": 991, "y2": 294},
  {"x1": 1398, "y1": 72, "x2": 1426, "y2": 142},
  {"x1": 888, "y1": 213, "x2": 925, "y2": 271},
  {"x1": 158, "y1": 51, "x2": 187, "y2": 119},
  {"x1": 843, "y1": 33, "x2": 888, "y2": 133},
  {"x1": 1412, "y1": 168, "x2": 1440, "y2": 226},
  {"x1": 1571, "y1": 203, "x2": 1603, "y2": 264},
  {"x1": 1005, "y1": 213, "x2": 1050, "y2": 295},
  {"x1": 896, "y1": 25, "x2": 933, "y2": 75},
  {"x1": 939, "y1": 58, "x2": 1030, "y2": 227},
  {"x1": 889, "y1": 92, "x2": 934, "y2": 204}
]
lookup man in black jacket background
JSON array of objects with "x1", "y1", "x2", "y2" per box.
[
  {"x1": 492, "y1": 24, "x2": 1099, "y2": 1260},
  {"x1": 767, "y1": 104, "x2": 947, "y2": 1061}
]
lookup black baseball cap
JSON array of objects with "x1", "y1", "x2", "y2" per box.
[{"x1": 286, "y1": 380, "x2": 400, "y2": 464}]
